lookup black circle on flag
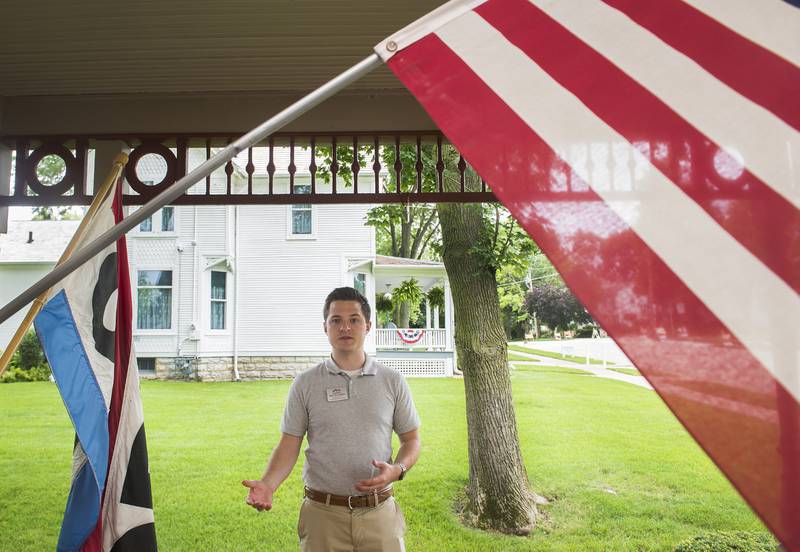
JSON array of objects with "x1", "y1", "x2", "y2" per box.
[{"x1": 92, "y1": 252, "x2": 118, "y2": 363}]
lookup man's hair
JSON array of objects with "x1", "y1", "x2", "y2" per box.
[{"x1": 323, "y1": 287, "x2": 371, "y2": 321}]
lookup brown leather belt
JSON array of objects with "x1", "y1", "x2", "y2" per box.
[{"x1": 304, "y1": 487, "x2": 393, "y2": 509}]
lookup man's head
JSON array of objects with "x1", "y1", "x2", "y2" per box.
[{"x1": 323, "y1": 287, "x2": 372, "y2": 354}]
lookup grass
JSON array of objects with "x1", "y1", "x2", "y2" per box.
[
  {"x1": 0, "y1": 373, "x2": 765, "y2": 551},
  {"x1": 609, "y1": 367, "x2": 641, "y2": 377},
  {"x1": 507, "y1": 352, "x2": 541, "y2": 362},
  {"x1": 509, "y1": 342, "x2": 609, "y2": 365},
  {"x1": 511, "y1": 363, "x2": 593, "y2": 376}
]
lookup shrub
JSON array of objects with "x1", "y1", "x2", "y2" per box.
[
  {"x1": 0, "y1": 331, "x2": 52, "y2": 383},
  {"x1": 673, "y1": 531, "x2": 776, "y2": 552},
  {"x1": 0, "y1": 365, "x2": 51, "y2": 383},
  {"x1": 17, "y1": 330, "x2": 47, "y2": 371}
]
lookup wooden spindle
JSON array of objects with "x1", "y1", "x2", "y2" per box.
[
  {"x1": 415, "y1": 136, "x2": 423, "y2": 193},
  {"x1": 331, "y1": 137, "x2": 338, "y2": 195},
  {"x1": 436, "y1": 135, "x2": 444, "y2": 194},
  {"x1": 267, "y1": 137, "x2": 275, "y2": 196},
  {"x1": 373, "y1": 137, "x2": 381, "y2": 193},
  {"x1": 289, "y1": 137, "x2": 296, "y2": 194},
  {"x1": 458, "y1": 154, "x2": 466, "y2": 193},
  {"x1": 394, "y1": 136, "x2": 402, "y2": 194},
  {"x1": 352, "y1": 136, "x2": 360, "y2": 194},
  {"x1": 246, "y1": 147, "x2": 254, "y2": 195},
  {"x1": 205, "y1": 139, "x2": 211, "y2": 195},
  {"x1": 310, "y1": 137, "x2": 317, "y2": 195}
]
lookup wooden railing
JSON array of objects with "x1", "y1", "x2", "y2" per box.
[{"x1": 0, "y1": 132, "x2": 495, "y2": 207}]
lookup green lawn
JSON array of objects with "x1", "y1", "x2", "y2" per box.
[
  {"x1": 507, "y1": 352, "x2": 541, "y2": 362},
  {"x1": 511, "y1": 363, "x2": 593, "y2": 376},
  {"x1": 0, "y1": 373, "x2": 765, "y2": 551},
  {"x1": 509, "y1": 342, "x2": 610, "y2": 365}
]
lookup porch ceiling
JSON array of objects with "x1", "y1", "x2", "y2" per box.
[
  {"x1": 375, "y1": 265, "x2": 447, "y2": 293},
  {"x1": 0, "y1": 1, "x2": 445, "y2": 134}
]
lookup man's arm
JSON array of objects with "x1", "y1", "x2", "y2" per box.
[
  {"x1": 242, "y1": 432, "x2": 303, "y2": 511},
  {"x1": 355, "y1": 428, "x2": 420, "y2": 493}
]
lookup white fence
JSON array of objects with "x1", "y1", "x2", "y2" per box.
[
  {"x1": 541, "y1": 338, "x2": 634, "y2": 367},
  {"x1": 375, "y1": 328, "x2": 447, "y2": 350}
]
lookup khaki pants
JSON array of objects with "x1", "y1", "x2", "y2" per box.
[{"x1": 297, "y1": 496, "x2": 406, "y2": 552}]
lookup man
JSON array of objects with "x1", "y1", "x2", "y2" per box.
[{"x1": 243, "y1": 287, "x2": 421, "y2": 551}]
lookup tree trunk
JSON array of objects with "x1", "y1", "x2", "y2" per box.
[{"x1": 437, "y1": 200, "x2": 538, "y2": 535}]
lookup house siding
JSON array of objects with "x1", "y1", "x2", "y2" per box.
[
  {"x1": 0, "y1": 263, "x2": 54, "y2": 349},
  {"x1": 235, "y1": 203, "x2": 374, "y2": 355},
  {"x1": 129, "y1": 197, "x2": 375, "y2": 380}
]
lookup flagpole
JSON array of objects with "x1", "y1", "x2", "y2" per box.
[
  {"x1": 0, "y1": 152, "x2": 129, "y2": 376},
  {"x1": 0, "y1": 53, "x2": 383, "y2": 326}
]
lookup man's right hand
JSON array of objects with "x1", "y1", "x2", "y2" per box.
[{"x1": 242, "y1": 479, "x2": 275, "y2": 511}]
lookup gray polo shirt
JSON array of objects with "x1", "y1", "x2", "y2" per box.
[{"x1": 280, "y1": 356, "x2": 420, "y2": 496}]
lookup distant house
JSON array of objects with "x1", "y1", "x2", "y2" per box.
[
  {"x1": 0, "y1": 220, "x2": 80, "y2": 349},
  {"x1": 126, "y1": 148, "x2": 456, "y2": 380},
  {"x1": 0, "y1": 149, "x2": 457, "y2": 378}
]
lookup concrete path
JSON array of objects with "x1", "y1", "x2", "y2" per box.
[{"x1": 509, "y1": 347, "x2": 652, "y2": 390}]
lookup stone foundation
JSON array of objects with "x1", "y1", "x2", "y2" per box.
[{"x1": 140, "y1": 356, "x2": 326, "y2": 382}]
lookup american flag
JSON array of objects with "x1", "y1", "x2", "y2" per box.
[{"x1": 377, "y1": 0, "x2": 799, "y2": 547}]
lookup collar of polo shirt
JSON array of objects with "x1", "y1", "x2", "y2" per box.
[{"x1": 324, "y1": 355, "x2": 378, "y2": 376}]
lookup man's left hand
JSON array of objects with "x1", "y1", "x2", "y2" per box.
[{"x1": 354, "y1": 459, "x2": 401, "y2": 493}]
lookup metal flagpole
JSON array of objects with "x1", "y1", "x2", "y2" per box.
[{"x1": 0, "y1": 53, "x2": 382, "y2": 325}]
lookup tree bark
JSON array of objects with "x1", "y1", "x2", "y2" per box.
[{"x1": 437, "y1": 199, "x2": 538, "y2": 535}]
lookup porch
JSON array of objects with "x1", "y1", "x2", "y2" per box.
[{"x1": 372, "y1": 255, "x2": 456, "y2": 376}]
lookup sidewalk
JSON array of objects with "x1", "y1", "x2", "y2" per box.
[{"x1": 509, "y1": 345, "x2": 652, "y2": 390}]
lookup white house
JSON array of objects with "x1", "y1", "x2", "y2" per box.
[
  {"x1": 0, "y1": 219, "x2": 80, "y2": 349},
  {"x1": 0, "y1": 142, "x2": 458, "y2": 379},
  {"x1": 125, "y1": 147, "x2": 456, "y2": 380},
  {"x1": 0, "y1": 149, "x2": 456, "y2": 378}
]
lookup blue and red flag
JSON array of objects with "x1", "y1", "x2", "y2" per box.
[{"x1": 34, "y1": 180, "x2": 156, "y2": 552}]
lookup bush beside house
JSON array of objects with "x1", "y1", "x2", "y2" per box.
[{"x1": 0, "y1": 331, "x2": 51, "y2": 383}]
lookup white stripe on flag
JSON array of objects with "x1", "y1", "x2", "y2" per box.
[
  {"x1": 527, "y1": 0, "x2": 800, "y2": 210},
  {"x1": 682, "y1": 0, "x2": 800, "y2": 67},
  {"x1": 436, "y1": 10, "x2": 800, "y2": 401}
]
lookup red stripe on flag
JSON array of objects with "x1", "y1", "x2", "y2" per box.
[
  {"x1": 387, "y1": 32, "x2": 800, "y2": 546},
  {"x1": 602, "y1": 0, "x2": 800, "y2": 131},
  {"x1": 82, "y1": 181, "x2": 134, "y2": 552},
  {"x1": 476, "y1": 0, "x2": 800, "y2": 294}
]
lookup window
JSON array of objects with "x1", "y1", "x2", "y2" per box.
[
  {"x1": 137, "y1": 207, "x2": 175, "y2": 234},
  {"x1": 137, "y1": 270, "x2": 173, "y2": 329},
  {"x1": 291, "y1": 184, "x2": 312, "y2": 236},
  {"x1": 210, "y1": 271, "x2": 227, "y2": 330},
  {"x1": 354, "y1": 273, "x2": 367, "y2": 296},
  {"x1": 137, "y1": 357, "x2": 155, "y2": 373},
  {"x1": 161, "y1": 206, "x2": 175, "y2": 231}
]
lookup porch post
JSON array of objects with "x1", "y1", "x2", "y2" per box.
[
  {"x1": 0, "y1": 144, "x2": 11, "y2": 234},
  {"x1": 444, "y1": 279, "x2": 454, "y2": 352},
  {"x1": 425, "y1": 299, "x2": 431, "y2": 329}
]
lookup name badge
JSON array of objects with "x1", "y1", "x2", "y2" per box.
[{"x1": 326, "y1": 387, "x2": 349, "y2": 402}]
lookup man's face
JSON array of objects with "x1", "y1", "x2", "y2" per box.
[{"x1": 324, "y1": 300, "x2": 371, "y2": 354}]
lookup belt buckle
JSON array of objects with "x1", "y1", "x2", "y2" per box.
[{"x1": 347, "y1": 495, "x2": 354, "y2": 510}]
